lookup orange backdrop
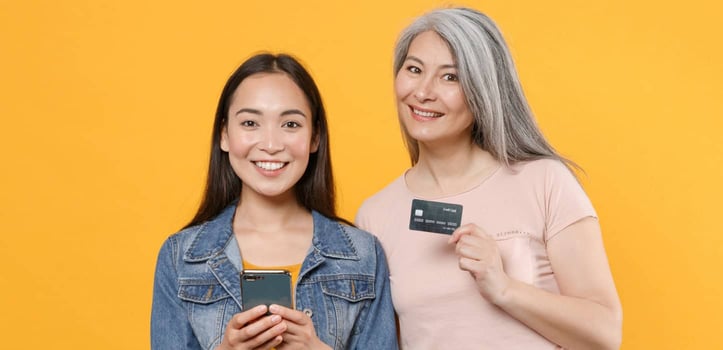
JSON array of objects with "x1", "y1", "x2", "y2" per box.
[{"x1": 1, "y1": 0, "x2": 721, "y2": 348}]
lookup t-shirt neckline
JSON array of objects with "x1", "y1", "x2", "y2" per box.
[{"x1": 402, "y1": 165, "x2": 502, "y2": 200}]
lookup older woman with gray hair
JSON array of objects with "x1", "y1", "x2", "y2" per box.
[{"x1": 356, "y1": 7, "x2": 622, "y2": 349}]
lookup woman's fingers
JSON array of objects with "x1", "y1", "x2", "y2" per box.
[
  {"x1": 228, "y1": 305, "x2": 268, "y2": 329},
  {"x1": 220, "y1": 306, "x2": 288, "y2": 349}
]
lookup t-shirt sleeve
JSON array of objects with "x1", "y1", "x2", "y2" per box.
[
  {"x1": 355, "y1": 183, "x2": 402, "y2": 246},
  {"x1": 355, "y1": 201, "x2": 373, "y2": 233},
  {"x1": 543, "y1": 161, "x2": 598, "y2": 242}
]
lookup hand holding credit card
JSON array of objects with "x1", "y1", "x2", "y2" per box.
[{"x1": 409, "y1": 199, "x2": 463, "y2": 234}]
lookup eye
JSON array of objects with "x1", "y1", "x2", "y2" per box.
[
  {"x1": 405, "y1": 65, "x2": 422, "y2": 74},
  {"x1": 442, "y1": 73, "x2": 458, "y2": 82},
  {"x1": 283, "y1": 121, "x2": 301, "y2": 128},
  {"x1": 241, "y1": 120, "x2": 258, "y2": 127}
]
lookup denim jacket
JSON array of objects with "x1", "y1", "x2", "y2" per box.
[{"x1": 151, "y1": 204, "x2": 398, "y2": 350}]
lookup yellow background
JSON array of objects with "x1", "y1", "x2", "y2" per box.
[{"x1": 1, "y1": 0, "x2": 721, "y2": 348}]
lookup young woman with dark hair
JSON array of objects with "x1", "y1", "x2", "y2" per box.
[{"x1": 152, "y1": 53, "x2": 397, "y2": 350}]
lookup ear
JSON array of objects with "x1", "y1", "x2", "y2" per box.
[
  {"x1": 310, "y1": 128, "x2": 320, "y2": 154},
  {"x1": 220, "y1": 125, "x2": 230, "y2": 152}
]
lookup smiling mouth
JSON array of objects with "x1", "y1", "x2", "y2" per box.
[
  {"x1": 253, "y1": 161, "x2": 287, "y2": 171},
  {"x1": 410, "y1": 106, "x2": 444, "y2": 118}
]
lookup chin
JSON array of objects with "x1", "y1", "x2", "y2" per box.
[
  {"x1": 404, "y1": 127, "x2": 441, "y2": 143},
  {"x1": 242, "y1": 183, "x2": 294, "y2": 200},
  {"x1": 261, "y1": 188, "x2": 294, "y2": 199}
]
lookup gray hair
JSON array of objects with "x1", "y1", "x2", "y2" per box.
[{"x1": 393, "y1": 7, "x2": 575, "y2": 169}]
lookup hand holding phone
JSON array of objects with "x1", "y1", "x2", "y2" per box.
[{"x1": 217, "y1": 305, "x2": 286, "y2": 349}]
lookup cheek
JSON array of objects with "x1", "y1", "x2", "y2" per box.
[
  {"x1": 394, "y1": 75, "x2": 414, "y2": 100},
  {"x1": 442, "y1": 89, "x2": 465, "y2": 107},
  {"x1": 443, "y1": 89, "x2": 471, "y2": 117},
  {"x1": 226, "y1": 134, "x2": 257, "y2": 154},
  {"x1": 289, "y1": 134, "x2": 314, "y2": 156}
]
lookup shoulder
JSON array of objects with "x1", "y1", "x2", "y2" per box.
[
  {"x1": 314, "y1": 212, "x2": 382, "y2": 256},
  {"x1": 311, "y1": 214, "x2": 387, "y2": 277},
  {"x1": 357, "y1": 174, "x2": 407, "y2": 219},
  {"x1": 313, "y1": 212, "x2": 382, "y2": 257},
  {"x1": 167, "y1": 222, "x2": 206, "y2": 248},
  {"x1": 341, "y1": 223, "x2": 383, "y2": 251},
  {"x1": 511, "y1": 158, "x2": 585, "y2": 191},
  {"x1": 501, "y1": 158, "x2": 578, "y2": 187},
  {"x1": 153, "y1": 223, "x2": 208, "y2": 283},
  {"x1": 509, "y1": 158, "x2": 573, "y2": 177},
  {"x1": 337, "y1": 223, "x2": 388, "y2": 275},
  {"x1": 155, "y1": 224, "x2": 203, "y2": 262}
]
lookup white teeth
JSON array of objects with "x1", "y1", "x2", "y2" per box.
[
  {"x1": 254, "y1": 161, "x2": 285, "y2": 171},
  {"x1": 413, "y1": 108, "x2": 443, "y2": 118}
]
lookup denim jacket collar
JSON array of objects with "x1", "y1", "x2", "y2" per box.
[
  {"x1": 182, "y1": 203, "x2": 360, "y2": 263},
  {"x1": 183, "y1": 204, "x2": 236, "y2": 262}
]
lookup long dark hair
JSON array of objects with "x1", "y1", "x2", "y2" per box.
[{"x1": 185, "y1": 53, "x2": 350, "y2": 228}]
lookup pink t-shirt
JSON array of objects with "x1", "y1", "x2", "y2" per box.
[{"x1": 355, "y1": 159, "x2": 596, "y2": 350}]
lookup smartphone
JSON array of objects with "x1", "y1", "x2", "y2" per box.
[{"x1": 241, "y1": 269, "x2": 293, "y2": 313}]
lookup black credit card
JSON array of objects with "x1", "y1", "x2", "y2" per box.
[{"x1": 409, "y1": 199, "x2": 463, "y2": 234}]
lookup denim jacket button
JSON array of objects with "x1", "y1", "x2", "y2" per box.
[{"x1": 303, "y1": 308, "x2": 313, "y2": 318}]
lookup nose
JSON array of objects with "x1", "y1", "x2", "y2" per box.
[
  {"x1": 258, "y1": 125, "x2": 284, "y2": 154},
  {"x1": 414, "y1": 76, "x2": 436, "y2": 102}
]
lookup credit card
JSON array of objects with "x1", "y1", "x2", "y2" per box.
[{"x1": 409, "y1": 199, "x2": 463, "y2": 234}]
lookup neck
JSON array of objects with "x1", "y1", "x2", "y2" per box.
[
  {"x1": 234, "y1": 189, "x2": 309, "y2": 234},
  {"x1": 232, "y1": 187, "x2": 314, "y2": 267},
  {"x1": 410, "y1": 137, "x2": 500, "y2": 196}
]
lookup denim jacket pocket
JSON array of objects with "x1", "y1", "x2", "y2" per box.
[
  {"x1": 319, "y1": 275, "x2": 375, "y2": 302},
  {"x1": 178, "y1": 278, "x2": 231, "y2": 304},
  {"x1": 316, "y1": 275, "x2": 375, "y2": 348},
  {"x1": 178, "y1": 278, "x2": 235, "y2": 350}
]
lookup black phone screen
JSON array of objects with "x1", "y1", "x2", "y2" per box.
[{"x1": 241, "y1": 269, "x2": 293, "y2": 312}]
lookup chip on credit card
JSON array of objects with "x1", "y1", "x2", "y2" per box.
[{"x1": 409, "y1": 199, "x2": 463, "y2": 234}]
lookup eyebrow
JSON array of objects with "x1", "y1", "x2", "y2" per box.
[
  {"x1": 234, "y1": 108, "x2": 307, "y2": 118},
  {"x1": 405, "y1": 55, "x2": 457, "y2": 70},
  {"x1": 280, "y1": 109, "x2": 307, "y2": 118},
  {"x1": 235, "y1": 108, "x2": 261, "y2": 116}
]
